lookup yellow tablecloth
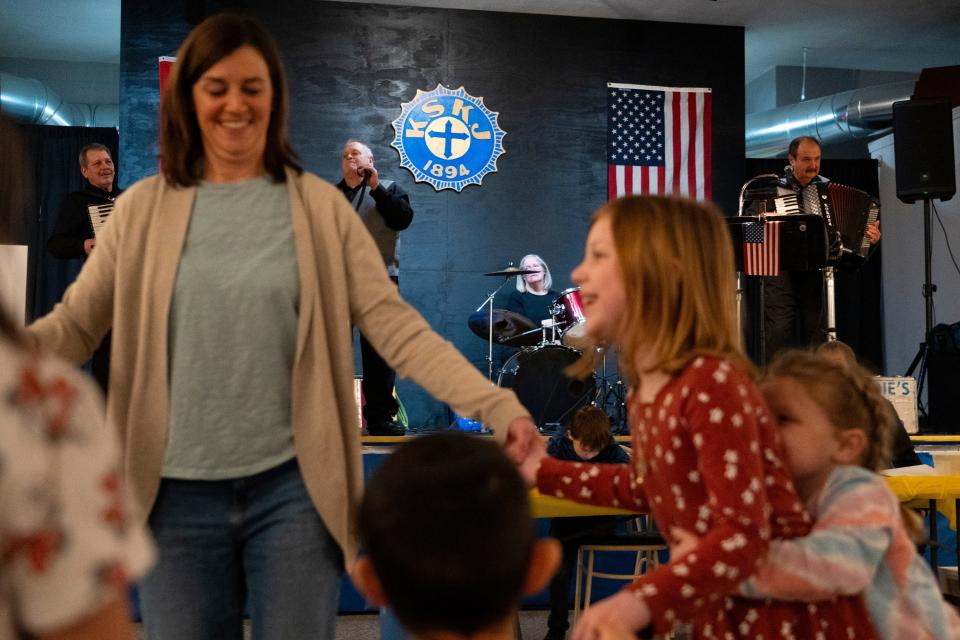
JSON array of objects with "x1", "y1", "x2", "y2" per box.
[
  {"x1": 533, "y1": 475, "x2": 960, "y2": 525},
  {"x1": 910, "y1": 435, "x2": 960, "y2": 442}
]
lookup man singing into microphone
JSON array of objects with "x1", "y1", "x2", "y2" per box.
[{"x1": 337, "y1": 140, "x2": 414, "y2": 436}]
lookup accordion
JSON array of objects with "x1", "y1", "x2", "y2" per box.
[
  {"x1": 745, "y1": 180, "x2": 879, "y2": 267},
  {"x1": 798, "y1": 182, "x2": 879, "y2": 265},
  {"x1": 87, "y1": 201, "x2": 115, "y2": 237}
]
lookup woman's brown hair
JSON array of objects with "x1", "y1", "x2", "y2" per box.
[
  {"x1": 571, "y1": 196, "x2": 753, "y2": 383},
  {"x1": 160, "y1": 13, "x2": 301, "y2": 186}
]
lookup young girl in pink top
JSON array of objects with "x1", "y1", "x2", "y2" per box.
[
  {"x1": 695, "y1": 350, "x2": 958, "y2": 639},
  {"x1": 513, "y1": 196, "x2": 877, "y2": 639}
]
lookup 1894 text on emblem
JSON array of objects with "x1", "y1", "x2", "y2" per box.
[{"x1": 392, "y1": 85, "x2": 506, "y2": 192}]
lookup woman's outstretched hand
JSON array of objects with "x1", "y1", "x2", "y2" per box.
[{"x1": 504, "y1": 417, "x2": 547, "y2": 486}]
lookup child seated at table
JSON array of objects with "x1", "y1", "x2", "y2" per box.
[
  {"x1": 672, "y1": 349, "x2": 960, "y2": 639},
  {"x1": 353, "y1": 432, "x2": 570, "y2": 640},
  {"x1": 545, "y1": 405, "x2": 631, "y2": 640}
]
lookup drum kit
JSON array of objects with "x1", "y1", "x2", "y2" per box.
[{"x1": 468, "y1": 265, "x2": 627, "y2": 433}]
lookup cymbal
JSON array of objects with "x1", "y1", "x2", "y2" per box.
[
  {"x1": 484, "y1": 267, "x2": 536, "y2": 277},
  {"x1": 467, "y1": 309, "x2": 536, "y2": 342}
]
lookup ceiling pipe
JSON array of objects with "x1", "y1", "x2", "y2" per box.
[
  {"x1": 0, "y1": 71, "x2": 118, "y2": 127},
  {"x1": 745, "y1": 78, "x2": 917, "y2": 158}
]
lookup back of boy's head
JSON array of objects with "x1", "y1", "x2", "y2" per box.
[
  {"x1": 766, "y1": 349, "x2": 893, "y2": 471},
  {"x1": 358, "y1": 432, "x2": 534, "y2": 636},
  {"x1": 590, "y1": 196, "x2": 752, "y2": 382},
  {"x1": 569, "y1": 405, "x2": 612, "y2": 452}
]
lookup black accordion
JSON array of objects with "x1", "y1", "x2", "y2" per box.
[{"x1": 744, "y1": 180, "x2": 879, "y2": 267}]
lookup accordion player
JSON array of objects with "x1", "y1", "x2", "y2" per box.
[{"x1": 742, "y1": 174, "x2": 880, "y2": 268}]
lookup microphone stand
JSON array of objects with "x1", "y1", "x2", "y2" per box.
[
  {"x1": 736, "y1": 173, "x2": 780, "y2": 362},
  {"x1": 476, "y1": 273, "x2": 516, "y2": 381}
]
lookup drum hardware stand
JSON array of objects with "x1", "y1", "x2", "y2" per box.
[
  {"x1": 904, "y1": 197, "x2": 937, "y2": 422},
  {"x1": 544, "y1": 376, "x2": 596, "y2": 435},
  {"x1": 593, "y1": 347, "x2": 628, "y2": 435},
  {"x1": 540, "y1": 318, "x2": 559, "y2": 345},
  {"x1": 476, "y1": 276, "x2": 515, "y2": 381},
  {"x1": 823, "y1": 266, "x2": 837, "y2": 342}
]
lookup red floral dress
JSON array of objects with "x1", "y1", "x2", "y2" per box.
[
  {"x1": 0, "y1": 338, "x2": 153, "y2": 638},
  {"x1": 537, "y1": 355, "x2": 877, "y2": 639}
]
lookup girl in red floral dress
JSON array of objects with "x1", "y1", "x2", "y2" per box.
[{"x1": 512, "y1": 196, "x2": 878, "y2": 640}]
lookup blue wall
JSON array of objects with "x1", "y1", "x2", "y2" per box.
[{"x1": 120, "y1": 1, "x2": 745, "y2": 427}]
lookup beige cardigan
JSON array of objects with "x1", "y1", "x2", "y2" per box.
[{"x1": 27, "y1": 169, "x2": 529, "y2": 566}]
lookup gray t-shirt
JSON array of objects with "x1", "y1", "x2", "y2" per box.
[{"x1": 163, "y1": 176, "x2": 299, "y2": 479}]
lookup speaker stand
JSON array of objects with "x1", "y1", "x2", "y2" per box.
[{"x1": 904, "y1": 197, "x2": 936, "y2": 428}]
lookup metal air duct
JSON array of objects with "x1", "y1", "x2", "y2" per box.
[
  {"x1": 746, "y1": 79, "x2": 917, "y2": 157},
  {"x1": 0, "y1": 71, "x2": 118, "y2": 127}
]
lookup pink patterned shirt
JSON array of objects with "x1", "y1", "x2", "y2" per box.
[{"x1": 0, "y1": 338, "x2": 153, "y2": 638}]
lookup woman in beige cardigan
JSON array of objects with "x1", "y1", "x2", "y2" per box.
[{"x1": 26, "y1": 14, "x2": 535, "y2": 640}]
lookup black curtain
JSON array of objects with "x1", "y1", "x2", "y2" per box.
[
  {"x1": 17, "y1": 124, "x2": 120, "y2": 322},
  {"x1": 742, "y1": 158, "x2": 884, "y2": 372}
]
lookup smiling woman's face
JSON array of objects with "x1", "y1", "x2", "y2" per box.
[{"x1": 192, "y1": 45, "x2": 274, "y2": 181}]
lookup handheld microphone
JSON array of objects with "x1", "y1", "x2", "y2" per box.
[
  {"x1": 784, "y1": 165, "x2": 793, "y2": 176},
  {"x1": 357, "y1": 167, "x2": 370, "y2": 178}
]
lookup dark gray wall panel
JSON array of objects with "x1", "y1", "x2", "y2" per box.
[{"x1": 121, "y1": 0, "x2": 744, "y2": 427}]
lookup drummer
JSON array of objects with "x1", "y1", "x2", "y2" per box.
[{"x1": 504, "y1": 254, "x2": 560, "y2": 330}]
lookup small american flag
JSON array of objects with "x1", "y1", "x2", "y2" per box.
[
  {"x1": 742, "y1": 220, "x2": 781, "y2": 276},
  {"x1": 607, "y1": 83, "x2": 712, "y2": 200}
]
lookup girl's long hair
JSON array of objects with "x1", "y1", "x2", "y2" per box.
[{"x1": 571, "y1": 196, "x2": 753, "y2": 383}]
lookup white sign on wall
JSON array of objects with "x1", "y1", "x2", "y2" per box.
[{"x1": 876, "y1": 376, "x2": 918, "y2": 434}]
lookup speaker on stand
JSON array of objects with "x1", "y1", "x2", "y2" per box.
[{"x1": 894, "y1": 97, "x2": 956, "y2": 432}]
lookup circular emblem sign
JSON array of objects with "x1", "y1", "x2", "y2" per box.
[{"x1": 391, "y1": 85, "x2": 506, "y2": 192}]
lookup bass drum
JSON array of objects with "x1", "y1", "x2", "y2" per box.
[{"x1": 498, "y1": 344, "x2": 595, "y2": 429}]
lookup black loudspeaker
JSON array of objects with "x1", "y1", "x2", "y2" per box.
[{"x1": 893, "y1": 98, "x2": 956, "y2": 204}]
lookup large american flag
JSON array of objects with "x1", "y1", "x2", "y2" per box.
[
  {"x1": 742, "y1": 220, "x2": 781, "y2": 276},
  {"x1": 607, "y1": 83, "x2": 712, "y2": 200}
]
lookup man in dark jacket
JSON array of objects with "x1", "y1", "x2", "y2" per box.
[
  {"x1": 47, "y1": 143, "x2": 121, "y2": 392},
  {"x1": 337, "y1": 140, "x2": 414, "y2": 436},
  {"x1": 48, "y1": 143, "x2": 121, "y2": 259}
]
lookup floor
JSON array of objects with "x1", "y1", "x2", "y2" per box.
[
  {"x1": 136, "y1": 609, "x2": 554, "y2": 639},
  {"x1": 337, "y1": 610, "x2": 553, "y2": 639}
]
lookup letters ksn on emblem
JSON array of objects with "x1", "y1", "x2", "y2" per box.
[{"x1": 392, "y1": 85, "x2": 506, "y2": 192}]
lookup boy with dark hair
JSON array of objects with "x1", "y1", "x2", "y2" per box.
[
  {"x1": 544, "y1": 405, "x2": 630, "y2": 640},
  {"x1": 353, "y1": 432, "x2": 561, "y2": 639},
  {"x1": 551, "y1": 405, "x2": 626, "y2": 463}
]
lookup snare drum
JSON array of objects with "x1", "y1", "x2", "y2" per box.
[
  {"x1": 498, "y1": 344, "x2": 594, "y2": 429},
  {"x1": 552, "y1": 287, "x2": 590, "y2": 349}
]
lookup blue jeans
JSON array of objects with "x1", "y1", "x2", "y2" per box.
[
  {"x1": 379, "y1": 607, "x2": 408, "y2": 640},
  {"x1": 139, "y1": 458, "x2": 343, "y2": 640}
]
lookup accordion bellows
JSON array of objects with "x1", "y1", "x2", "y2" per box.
[{"x1": 761, "y1": 181, "x2": 879, "y2": 267}]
